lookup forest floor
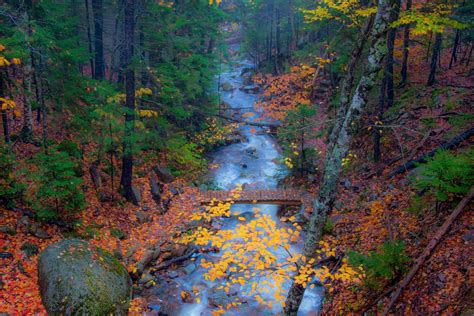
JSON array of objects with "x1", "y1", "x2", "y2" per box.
[{"x1": 269, "y1": 46, "x2": 474, "y2": 314}]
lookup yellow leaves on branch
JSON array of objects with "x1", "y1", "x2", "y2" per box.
[
  {"x1": 180, "y1": 186, "x2": 363, "y2": 312},
  {"x1": 135, "y1": 87, "x2": 152, "y2": 97},
  {"x1": 302, "y1": 0, "x2": 377, "y2": 27},
  {"x1": 138, "y1": 109, "x2": 158, "y2": 118},
  {"x1": 284, "y1": 157, "x2": 294, "y2": 169},
  {"x1": 0, "y1": 56, "x2": 11, "y2": 67},
  {"x1": 106, "y1": 87, "x2": 159, "y2": 118},
  {"x1": 0, "y1": 44, "x2": 21, "y2": 66},
  {"x1": 193, "y1": 117, "x2": 238, "y2": 152},
  {"x1": 0, "y1": 97, "x2": 16, "y2": 111},
  {"x1": 393, "y1": 3, "x2": 466, "y2": 35},
  {"x1": 294, "y1": 241, "x2": 364, "y2": 289}
]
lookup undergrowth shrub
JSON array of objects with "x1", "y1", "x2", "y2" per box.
[
  {"x1": 412, "y1": 149, "x2": 473, "y2": 202},
  {"x1": 0, "y1": 147, "x2": 25, "y2": 208},
  {"x1": 348, "y1": 240, "x2": 409, "y2": 292},
  {"x1": 30, "y1": 148, "x2": 86, "y2": 221}
]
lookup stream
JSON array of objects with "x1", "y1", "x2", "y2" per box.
[{"x1": 154, "y1": 48, "x2": 323, "y2": 315}]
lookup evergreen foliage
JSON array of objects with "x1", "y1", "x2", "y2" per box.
[
  {"x1": 348, "y1": 240, "x2": 409, "y2": 291},
  {"x1": 413, "y1": 149, "x2": 474, "y2": 202},
  {"x1": 0, "y1": 147, "x2": 25, "y2": 208},
  {"x1": 278, "y1": 104, "x2": 320, "y2": 173},
  {"x1": 30, "y1": 148, "x2": 86, "y2": 221}
]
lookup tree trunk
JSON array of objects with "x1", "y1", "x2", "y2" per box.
[
  {"x1": 389, "y1": 127, "x2": 474, "y2": 177},
  {"x1": 374, "y1": 0, "x2": 400, "y2": 162},
  {"x1": 288, "y1": 0, "x2": 296, "y2": 51},
  {"x1": 120, "y1": 0, "x2": 136, "y2": 204},
  {"x1": 36, "y1": 54, "x2": 48, "y2": 149},
  {"x1": 84, "y1": 0, "x2": 95, "y2": 76},
  {"x1": 374, "y1": 76, "x2": 386, "y2": 162},
  {"x1": 0, "y1": 73, "x2": 10, "y2": 144},
  {"x1": 427, "y1": 32, "x2": 442, "y2": 86},
  {"x1": 400, "y1": 0, "x2": 412, "y2": 85},
  {"x1": 284, "y1": 0, "x2": 393, "y2": 313},
  {"x1": 92, "y1": 0, "x2": 105, "y2": 80},
  {"x1": 449, "y1": 30, "x2": 460, "y2": 69},
  {"x1": 21, "y1": 10, "x2": 34, "y2": 141},
  {"x1": 274, "y1": 7, "x2": 281, "y2": 75},
  {"x1": 385, "y1": 0, "x2": 400, "y2": 108},
  {"x1": 326, "y1": 13, "x2": 375, "y2": 153}
]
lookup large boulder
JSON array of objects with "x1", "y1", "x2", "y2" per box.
[{"x1": 38, "y1": 239, "x2": 132, "y2": 315}]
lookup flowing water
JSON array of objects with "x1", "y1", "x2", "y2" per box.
[{"x1": 170, "y1": 52, "x2": 323, "y2": 315}]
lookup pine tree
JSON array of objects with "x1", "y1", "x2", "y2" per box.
[{"x1": 31, "y1": 148, "x2": 86, "y2": 221}]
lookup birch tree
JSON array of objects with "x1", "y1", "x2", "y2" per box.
[{"x1": 284, "y1": 0, "x2": 394, "y2": 313}]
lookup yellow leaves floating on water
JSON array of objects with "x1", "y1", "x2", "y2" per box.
[{"x1": 181, "y1": 184, "x2": 364, "y2": 313}]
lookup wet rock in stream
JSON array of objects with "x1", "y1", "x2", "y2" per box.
[{"x1": 208, "y1": 284, "x2": 241, "y2": 307}]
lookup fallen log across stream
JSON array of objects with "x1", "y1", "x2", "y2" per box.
[{"x1": 215, "y1": 114, "x2": 279, "y2": 128}]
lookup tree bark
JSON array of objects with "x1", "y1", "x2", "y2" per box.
[
  {"x1": 84, "y1": 0, "x2": 95, "y2": 76},
  {"x1": 92, "y1": 0, "x2": 105, "y2": 80},
  {"x1": 385, "y1": 0, "x2": 401, "y2": 109},
  {"x1": 374, "y1": 76, "x2": 386, "y2": 162},
  {"x1": 21, "y1": 10, "x2": 34, "y2": 141},
  {"x1": 284, "y1": 0, "x2": 393, "y2": 314},
  {"x1": 374, "y1": 0, "x2": 401, "y2": 161},
  {"x1": 120, "y1": 0, "x2": 136, "y2": 203},
  {"x1": 288, "y1": 0, "x2": 296, "y2": 51},
  {"x1": 400, "y1": 0, "x2": 412, "y2": 85},
  {"x1": 449, "y1": 30, "x2": 460, "y2": 69},
  {"x1": 327, "y1": 13, "x2": 375, "y2": 153},
  {"x1": 427, "y1": 32, "x2": 442, "y2": 86}
]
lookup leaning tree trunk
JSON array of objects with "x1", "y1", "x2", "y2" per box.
[
  {"x1": 400, "y1": 0, "x2": 412, "y2": 85},
  {"x1": 92, "y1": 0, "x2": 105, "y2": 80},
  {"x1": 283, "y1": 0, "x2": 393, "y2": 314},
  {"x1": 326, "y1": 13, "x2": 375, "y2": 153},
  {"x1": 120, "y1": 0, "x2": 136, "y2": 204},
  {"x1": 427, "y1": 32, "x2": 442, "y2": 86}
]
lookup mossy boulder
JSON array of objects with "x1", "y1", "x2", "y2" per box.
[{"x1": 38, "y1": 238, "x2": 132, "y2": 315}]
